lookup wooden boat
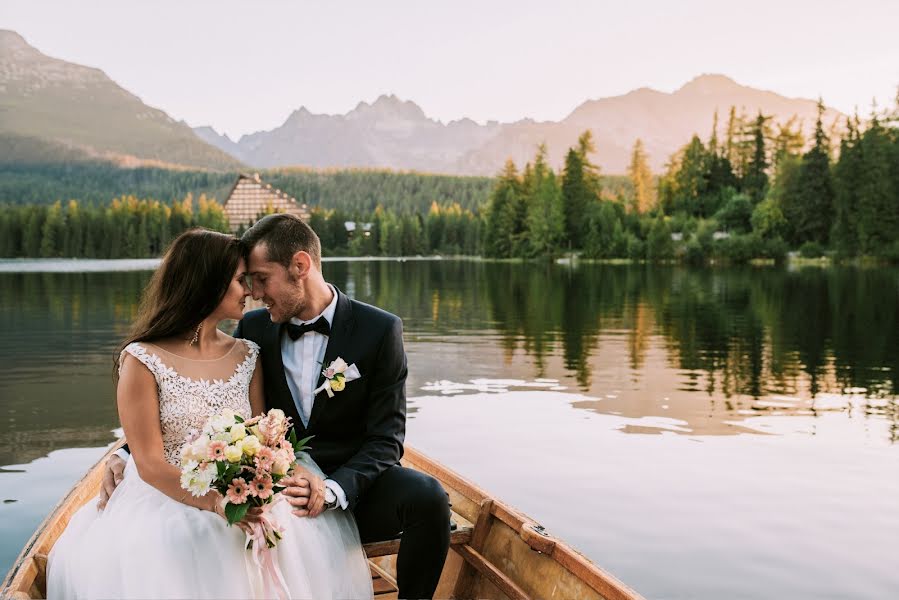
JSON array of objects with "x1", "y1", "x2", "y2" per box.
[{"x1": 2, "y1": 442, "x2": 643, "y2": 600}]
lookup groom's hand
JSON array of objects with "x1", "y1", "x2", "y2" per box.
[
  {"x1": 97, "y1": 454, "x2": 126, "y2": 510},
  {"x1": 283, "y1": 470, "x2": 326, "y2": 518}
]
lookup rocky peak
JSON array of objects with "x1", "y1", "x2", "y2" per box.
[
  {"x1": 350, "y1": 94, "x2": 427, "y2": 121},
  {"x1": 0, "y1": 30, "x2": 31, "y2": 53},
  {"x1": 677, "y1": 74, "x2": 741, "y2": 95}
]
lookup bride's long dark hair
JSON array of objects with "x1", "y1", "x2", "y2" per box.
[{"x1": 114, "y1": 228, "x2": 243, "y2": 381}]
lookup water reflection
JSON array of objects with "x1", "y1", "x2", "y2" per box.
[
  {"x1": 0, "y1": 261, "x2": 897, "y2": 468},
  {"x1": 329, "y1": 262, "x2": 899, "y2": 439}
]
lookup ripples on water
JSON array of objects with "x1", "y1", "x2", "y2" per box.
[{"x1": 1, "y1": 260, "x2": 897, "y2": 599}]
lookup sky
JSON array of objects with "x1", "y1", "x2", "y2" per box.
[{"x1": 3, "y1": 0, "x2": 898, "y2": 139}]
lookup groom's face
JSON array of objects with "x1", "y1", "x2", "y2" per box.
[{"x1": 247, "y1": 242, "x2": 307, "y2": 323}]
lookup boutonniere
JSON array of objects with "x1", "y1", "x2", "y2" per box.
[{"x1": 313, "y1": 357, "x2": 361, "y2": 397}]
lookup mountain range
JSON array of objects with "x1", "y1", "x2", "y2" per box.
[
  {"x1": 0, "y1": 30, "x2": 242, "y2": 171},
  {"x1": 2, "y1": 29, "x2": 846, "y2": 175}
]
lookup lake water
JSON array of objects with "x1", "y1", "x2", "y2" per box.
[{"x1": 1, "y1": 259, "x2": 897, "y2": 599}]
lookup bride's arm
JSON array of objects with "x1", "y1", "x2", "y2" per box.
[
  {"x1": 117, "y1": 353, "x2": 223, "y2": 515},
  {"x1": 249, "y1": 360, "x2": 264, "y2": 417}
]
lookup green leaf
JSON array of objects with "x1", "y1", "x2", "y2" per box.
[
  {"x1": 223, "y1": 464, "x2": 241, "y2": 482},
  {"x1": 288, "y1": 429, "x2": 297, "y2": 446},
  {"x1": 234, "y1": 415, "x2": 244, "y2": 423},
  {"x1": 293, "y1": 434, "x2": 315, "y2": 453},
  {"x1": 216, "y1": 461, "x2": 227, "y2": 478},
  {"x1": 224, "y1": 501, "x2": 250, "y2": 526}
]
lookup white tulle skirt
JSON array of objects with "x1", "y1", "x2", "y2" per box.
[{"x1": 47, "y1": 456, "x2": 373, "y2": 599}]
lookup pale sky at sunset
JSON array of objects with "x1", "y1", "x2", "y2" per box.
[{"x1": 3, "y1": 0, "x2": 898, "y2": 139}]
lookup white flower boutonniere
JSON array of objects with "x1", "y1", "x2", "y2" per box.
[{"x1": 314, "y1": 357, "x2": 361, "y2": 398}]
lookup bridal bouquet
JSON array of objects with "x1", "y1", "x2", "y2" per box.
[{"x1": 179, "y1": 408, "x2": 312, "y2": 547}]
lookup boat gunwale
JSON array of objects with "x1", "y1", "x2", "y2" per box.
[
  {"x1": 402, "y1": 446, "x2": 643, "y2": 600},
  {"x1": 1, "y1": 440, "x2": 125, "y2": 598}
]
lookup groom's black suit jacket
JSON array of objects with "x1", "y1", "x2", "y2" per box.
[{"x1": 233, "y1": 288, "x2": 407, "y2": 510}]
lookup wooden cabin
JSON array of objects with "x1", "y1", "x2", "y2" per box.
[{"x1": 222, "y1": 173, "x2": 310, "y2": 233}]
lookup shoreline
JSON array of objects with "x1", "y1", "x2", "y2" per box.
[{"x1": 1, "y1": 254, "x2": 894, "y2": 274}]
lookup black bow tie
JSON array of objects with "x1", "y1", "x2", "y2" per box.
[{"x1": 286, "y1": 317, "x2": 331, "y2": 340}]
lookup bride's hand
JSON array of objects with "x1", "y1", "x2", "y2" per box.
[
  {"x1": 97, "y1": 454, "x2": 126, "y2": 510},
  {"x1": 210, "y1": 492, "x2": 227, "y2": 520},
  {"x1": 235, "y1": 506, "x2": 264, "y2": 535}
]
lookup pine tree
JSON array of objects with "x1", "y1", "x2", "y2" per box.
[
  {"x1": 583, "y1": 202, "x2": 625, "y2": 258},
  {"x1": 524, "y1": 145, "x2": 565, "y2": 257},
  {"x1": 672, "y1": 135, "x2": 708, "y2": 216},
  {"x1": 705, "y1": 113, "x2": 739, "y2": 216},
  {"x1": 64, "y1": 200, "x2": 83, "y2": 257},
  {"x1": 831, "y1": 116, "x2": 862, "y2": 256},
  {"x1": 484, "y1": 160, "x2": 521, "y2": 257},
  {"x1": 709, "y1": 110, "x2": 720, "y2": 157},
  {"x1": 724, "y1": 106, "x2": 743, "y2": 175},
  {"x1": 560, "y1": 131, "x2": 602, "y2": 248},
  {"x1": 785, "y1": 100, "x2": 834, "y2": 245},
  {"x1": 743, "y1": 112, "x2": 770, "y2": 203},
  {"x1": 627, "y1": 139, "x2": 655, "y2": 214},
  {"x1": 561, "y1": 149, "x2": 589, "y2": 248},
  {"x1": 646, "y1": 215, "x2": 674, "y2": 260},
  {"x1": 40, "y1": 201, "x2": 64, "y2": 258},
  {"x1": 771, "y1": 116, "x2": 804, "y2": 170},
  {"x1": 0, "y1": 210, "x2": 14, "y2": 257},
  {"x1": 856, "y1": 111, "x2": 898, "y2": 254},
  {"x1": 576, "y1": 130, "x2": 602, "y2": 197}
]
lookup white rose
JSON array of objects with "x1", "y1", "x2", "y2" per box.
[
  {"x1": 331, "y1": 358, "x2": 348, "y2": 374},
  {"x1": 241, "y1": 435, "x2": 261, "y2": 457},
  {"x1": 272, "y1": 459, "x2": 290, "y2": 476},
  {"x1": 224, "y1": 445, "x2": 242, "y2": 463},
  {"x1": 190, "y1": 437, "x2": 209, "y2": 460},
  {"x1": 230, "y1": 423, "x2": 247, "y2": 441},
  {"x1": 209, "y1": 415, "x2": 231, "y2": 433}
]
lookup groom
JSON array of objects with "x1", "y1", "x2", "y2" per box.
[
  {"x1": 103, "y1": 214, "x2": 451, "y2": 599},
  {"x1": 237, "y1": 213, "x2": 451, "y2": 598}
]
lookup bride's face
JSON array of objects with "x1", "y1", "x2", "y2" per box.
[{"x1": 215, "y1": 258, "x2": 250, "y2": 321}]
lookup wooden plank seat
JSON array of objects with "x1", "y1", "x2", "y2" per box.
[
  {"x1": 364, "y1": 512, "x2": 473, "y2": 596},
  {"x1": 363, "y1": 513, "x2": 473, "y2": 558}
]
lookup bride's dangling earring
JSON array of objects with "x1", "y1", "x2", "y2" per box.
[{"x1": 189, "y1": 323, "x2": 202, "y2": 346}]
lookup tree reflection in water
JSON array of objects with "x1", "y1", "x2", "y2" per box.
[{"x1": 1, "y1": 261, "x2": 896, "y2": 469}]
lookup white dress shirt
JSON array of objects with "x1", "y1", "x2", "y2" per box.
[
  {"x1": 282, "y1": 286, "x2": 338, "y2": 428},
  {"x1": 280, "y1": 284, "x2": 348, "y2": 510}
]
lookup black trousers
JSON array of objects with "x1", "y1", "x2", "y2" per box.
[{"x1": 352, "y1": 465, "x2": 451, "y2": 599}]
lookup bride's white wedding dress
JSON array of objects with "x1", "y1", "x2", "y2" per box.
[{"x1": 47, "y1": 339, "x2": 373, "y2": 599}]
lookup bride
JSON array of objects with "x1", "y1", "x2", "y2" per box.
[{"x1": 47, "y1": 229, "x2": 373, "y2": 599}]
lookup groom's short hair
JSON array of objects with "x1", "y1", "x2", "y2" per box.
[{"x1": 241, "y1": 213, "x2": 322, "y2": 270}]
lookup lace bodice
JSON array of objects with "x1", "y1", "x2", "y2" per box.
[{"x1": 120, "y1": 339, "x2": 260, "y2": 465}]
